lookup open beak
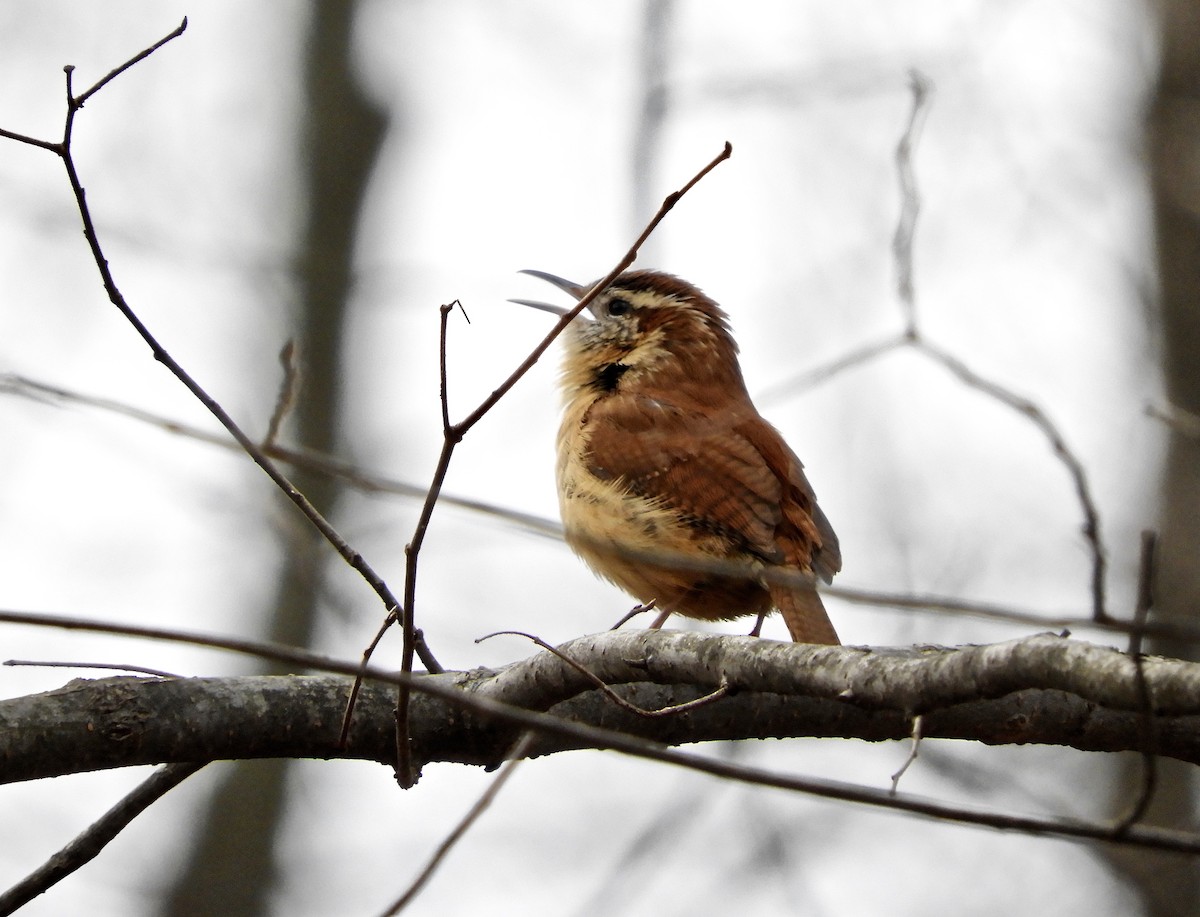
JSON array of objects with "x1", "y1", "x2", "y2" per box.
[{"x1": 509, "y1": 269, "x2": 592, "y2": 318}]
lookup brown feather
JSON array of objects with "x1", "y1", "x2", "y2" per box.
[{"x1": 773, "y1": 585, "x2": 840, "y2": 645}]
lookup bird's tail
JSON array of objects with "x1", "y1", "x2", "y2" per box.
[{"x1": 772, "y1": 586, "x2": 840, "y2": 645}]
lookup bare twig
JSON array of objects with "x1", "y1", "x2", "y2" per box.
[
  {"x1": 380, "y1": 733, "x2": 533, "y2": 916},
  {"x1": 0, "y1": 762, "x2": 203, "y2": 915},
  {"x1": 827, "y1": 583, "x2": 1200, "y2": 646},
  {"x1": 0, "y1": 124, "x2": 60, "y2": 152},
  {"x1": 73, "y1": 19, "x2": 189, "y2": 107},
  {"x1": 263, "y1": 340, "x2": 301, "y2": 449},
  {"x1": 457, "y1": 141, "x2": 732, "y2": 436},
  {"x1": 0, "y1": 22, "x2": 440, "y2": 674},
  {"x1": 388, "y1": 143, "x2": 732, "y2": 786},
  {"x1": 893, "y1": 71, "x2": 933, "y2": 336},
  {"x1": 756, "y1": 333, "x2": 907, "y2": 406},
  {"x1": 0, "y1": 608, "x2": 375, "y2": 676},
  {"x1": 394, "y1": 301, "x2": 464, "y2": 786},
  {"x1": 337, "y1": 607, "x2": 400, "y2": 749},
  {"x1": 893, "y1": 72, "x2": 1106, "y2": 622},
  {"x1": 889, "y1": 714, "x2": 924, "y2": 794},
  {"x1": 610, "y1": 600, "x2": 658, "y2": 630},
  {"x1": 3, "y1": 659, "x2": 179, "y2": 678},
  {"x1": 478, "y1": 630, "x2": 730, "y2": 717}
]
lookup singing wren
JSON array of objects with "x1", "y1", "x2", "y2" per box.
[{"x1": 514, "y1": 269, "x2": 841, "y2": 645}]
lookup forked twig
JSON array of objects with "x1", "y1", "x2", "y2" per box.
[
  {"x1": 759, "y1": 72, "x2": 1109, "y2": 623},
  {"x1": 388, "y1": 143, "x2": 732, "y2": 787},
  {"x1": 393, "y1": 301, "x2": 464, "y2": 784},
  {"x1": 0, "y1": 21, "x2": 440, "y2": 674}
]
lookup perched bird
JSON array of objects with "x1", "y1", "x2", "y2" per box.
[{"x1": 514, "y1": 269, "x2": 841, "y2": 645}]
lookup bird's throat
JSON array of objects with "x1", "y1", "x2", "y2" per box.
[{"x1": 591, "y1": 362, "x2": 630, "y2": 393}]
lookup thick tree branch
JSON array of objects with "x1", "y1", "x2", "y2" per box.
[{"x1": 4, "y1": 632, "x2": 1199, "y2": 790}]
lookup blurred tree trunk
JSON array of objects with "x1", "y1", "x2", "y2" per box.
[
  {"x1": 1104, "y1": 3, "x2": 1200, "y2": 915},
  {"x1": 162, "y1": 2, "x2": 387, "y2": 914}
]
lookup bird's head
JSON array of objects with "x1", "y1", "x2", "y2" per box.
[{"x1": 513, "y1": 269, "x2": 746, "y2": 397}]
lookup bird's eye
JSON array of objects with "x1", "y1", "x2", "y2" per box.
[{"x1": 607, "y1": 298, "x2": 632, "y2": 317}]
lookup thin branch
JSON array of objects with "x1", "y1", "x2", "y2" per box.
[
  {"x1": 394, "y1": 301, "x2": 464, "y2": 787},
  {"x1": 0, "y1": 23, "x2": 440, "y2": 674},
  {"x1": 0, "y1": 373, "x2": 564, "y2": 540},
  {"x1": 478, "y1": 630, "x2": 730, "y2": 718},
  {"x1": 757, "y1": 70, "x2": 1109, "y2": 628},
  {"x1": 455, "y1": 141, "x2": 731, "y2": 437},
  {"x1": 0, "y1": 607, "x2": 372, "y2": 675},
  {"x1": 890, "y1": 714, "x2": 924, "y2": 795},
  {"x1": 893, "y1": 71, "x2": 933, "y2": 336},
  {"x1": 0, "y1": 762, "x2": 203, "y2": 915},
  {"x1": 72, "y1": 19, "x2": 188, "y2": 107},
  {"x1": 3, "y1": 659, "x2": 179, "y2": 678},
  {"x1": 338, "y1": 608, "x2": 400, "y2": 749},
  {"x1": 0, "y1": 126, "x2": 60, "y2": 152},
  {"x1": 756, "y1": 332, "x2": 907, "y2": 406},
  {"x1": 913, "y1": 337, "x2": 1107, "y2": 620},
  {"x1": 381, "y1": 733, "x2": 533, "y2": 916},
  {"x1": 827, "y1": 584, "x2": 1200, "y2": 645},
  {"x1": 889, "y1": 72, "x2": 1106, "y2": 621},
  {"x1": 610, "y1": 600, "x2": 658, "y2": 630},
  {"x1": 263, "y1": 340, "x2": 300, "y2": 449}
]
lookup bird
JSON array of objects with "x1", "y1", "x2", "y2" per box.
[{"x1": 513, "y1": 269, "x2": 841, "y2": 645}]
